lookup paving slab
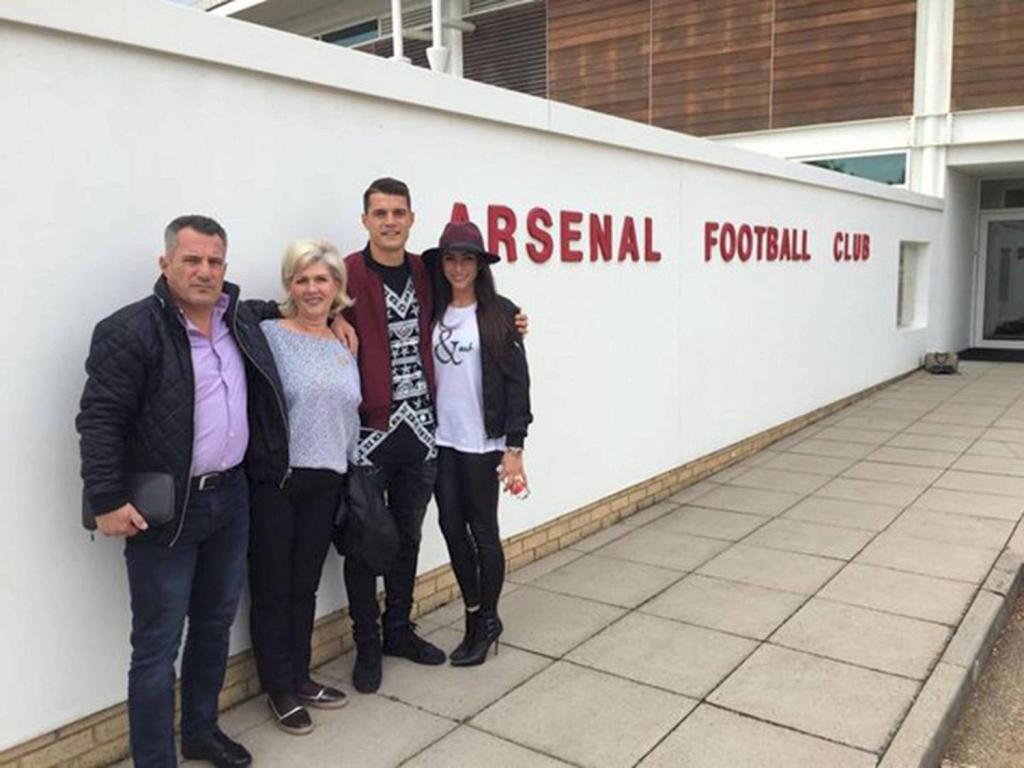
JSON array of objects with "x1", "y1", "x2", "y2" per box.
[
  {"x1": 783, "y1": 495, "x2": 902, "y2": 531},
  {"x1": 531, "y1": 553, "x2": 681, "y2": 608},
  {"x1": 665, "y1": 479, "x2": 720, "y2": 506},
  {"x1": 472, "y1": 662, "x2": 695, "y2": 768},
  {"x1": 856, "y1": 532, "x2": 1000, "y2": 584},
  {"x1": 506, "y1": 548, "x2": 584, "y2": 584},
  {"x1": 902, "y1": 421, "x2": 987, "y2": 439},
  {"x1": 910, "y1": 487, "x2": 1024, "y2": 522},
  {"x1": 233, "y1": 692, "x2": 454, "y2": 768},
  {"x1": 935, "y1": 470, "x2": 1024, "y2": 498},
  {"x1": 696, "y1": 544, "x2": 844, "y2": 594},
  {"x1": 886, "y1": 432, "x2": 974, "y2": 453},
  {"x1": 820, "y1": 562, "x2": 976, "y2": 626},
  {"x1": 724, "y1": 467, "x2": 830, "y2": 494},
  {"x1": 965, "y1": 439, "x2": 1024, "y2": 458},
  {"x1": 921, "y1": 411, "x2": 996, "y2": 427},
  {"x1": 842, "y1": 460, "x2": 944, "y2": 486},
  {"x1": 687, "y1": 485, "x2": 803, "y2": 516},
  {"x1": 639, "y1": 705, "x2": 877, "y2": 768},
  {"x1": 567, "y1": 612, "x2": 757, "y2": 697},
  {"x1": 640, "y1": 573, "x2": 805, "y2": 640},
  {"x1": 953, "y1": 454, "x2": 1024, "y2": 477},
  {"x1": 619, "y1": 501, "x2": 678, "y2": 527},
  {"x1": 866, "y1": 447, "x2": 959, "y2": 469},
  {"x1": 593, "y1": 526, "x2": 729, "y2": 572},
  {"x1": 403, "y1": 726, "x2": 574, "y2": 768},
  {"x1": 709, "y1": 644, "x2": 919, "y2": 752},
  {"x1": 982, "y1": 427, "x2": 1024, "y2": 444},
  {"x1": 887, "y1": 508, "x2": 1014, "y2": 550},
  {"x1": 839, "y1": 414, "x2": 915, "y2": 431},
  {"x1": 496, "y1": 585, "x2": 625, "y2": 657},
  {"x1": 815, "y1": 425, "x2": 896, "y2": 444},
  {"x1": 786, "y1": 437, "x2": 877, "y2": 459},
  {"x1": 648, "y1": 505, "x2": 767, "y2": 541},
  {"x1": 566, "y1": 522, "x2": 632, "y2": 553},
  {"x1": 771, "y1": 597, "x2": 951, "y2": 679},
  {"x1": 759, "y1": 451, "x2": 857, "y2": 475},
  {"x1": 376, "y1": 627, "x2": 551, "y2": 720},
  {"x1": 741, "y1": 518, "x2": 874, "y2": 560},
  {"x1": 815, "y1": 477, "x2": 923, "y2": 507}
]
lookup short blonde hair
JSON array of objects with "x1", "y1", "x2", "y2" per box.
[{"x1": 279, "y1": 239, "x2": 353, "y2": 318}]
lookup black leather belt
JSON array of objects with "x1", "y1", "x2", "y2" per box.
[{"x1": 190, "y1": 465, "x2": 242, "y2": 492}]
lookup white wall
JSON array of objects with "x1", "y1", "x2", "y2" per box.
[
  {"x1": 0, "y1": 0, "x2": 948, "y2": 749},
  {"x1": 927, "y1": 170, "x2": 980, "y2": 349}
]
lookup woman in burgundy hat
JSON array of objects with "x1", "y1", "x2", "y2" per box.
[{"x1": 422, "y1": 218, "x2": 533, "y2": 666}]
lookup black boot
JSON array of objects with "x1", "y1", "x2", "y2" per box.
[
  {"x1": 451, "y1": 612, "x2": 502, "y2": 667},
  {"x1": 352, "y1": 637, "x2": 382, "y2": 693},
  {"x1": 449, "y1": 609, "x2": 480, "y2": 665},
  {"x1": 383, "y1": 622, "x2": 447, "y2": 665}
]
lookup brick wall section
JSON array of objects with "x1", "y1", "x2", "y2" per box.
[{"x1": 0, "y1": 368, "x2": 913, "y2": 767}]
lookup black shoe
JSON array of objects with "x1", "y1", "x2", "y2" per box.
[
  {"x1": 383, "y1": 623, "x2": 446, "y2": 665},
  {"x1": 181, "y1": 729, "x2": 253, "y2": 767},
  {"x1": 267, "y1": 694, "x2": 314, "y2": 736},
  {"x1": 449, "y1": 609, "x2": 480, "y2": 665},
  {"x1": 353, "y1": 638, "x2": 383, "y2": 693},
  {"x1": 450, "y1": 613, "x2": 503, "y2": 667},
  {"x1": 297, "y1": 679, "x2": 348, "y2": 710}
]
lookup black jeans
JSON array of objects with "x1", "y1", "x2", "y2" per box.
[
  {"x1": 124, "y1": 468, "x2": 249, "y2": 768},
  {"x1": 343, "y1": 459, "x2": 437, "y2": 642},
  {"x1": 435, "y1": 447, "x2": 504, "y2": 613},
  {"x1": 248, "y1": 468, "x2": 344, "y2": 699}
]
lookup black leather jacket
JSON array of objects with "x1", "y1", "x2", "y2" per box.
[
  {"x1": 481, "y1": 296, "x2": 533, "y2": 448},
  {"x1": 76, "y1": 277, "x2": 287, "y2": 546}
]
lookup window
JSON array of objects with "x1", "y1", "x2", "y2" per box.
[
  {"x1": 897, "y1": 242, "x2": 928, "y2": 329},
  {"x1": 805, "y1": 153, "x2": 907, "y2": 186},
  {"x1": 981, "y1": 178, "x2": 1024, "y2": 210},
  {"x1": 323, "y1": 20, "x2": 379, "y2": 48}
]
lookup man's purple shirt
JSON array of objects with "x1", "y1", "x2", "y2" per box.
[{"x1": 179, "y1": 294, "x2": 248, "y2": 476}]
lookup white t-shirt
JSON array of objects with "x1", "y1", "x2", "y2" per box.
[{"x1": 431, "y1": 303, "x2": 506, "y2": 454}]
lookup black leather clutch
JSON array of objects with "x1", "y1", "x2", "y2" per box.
[{"x1": 81, "y1": 472, "x2": 176, "y2": 531}]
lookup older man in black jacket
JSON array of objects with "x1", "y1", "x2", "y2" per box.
[{"x1": 77, "y1": 215, "x2": 285, "y2": 768}]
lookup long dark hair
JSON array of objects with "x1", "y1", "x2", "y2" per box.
[{"x1": 431, "y1": 255, "x2": 514, "y2": 373}]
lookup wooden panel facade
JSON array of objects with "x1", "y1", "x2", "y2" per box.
[
  {"x1": 651, "y1": 0, "x2": 772, "y2": 135},
  {"x1": 771, "y1": 0, "x2": 916, "y2": 128},
  {"x1": 548, "y1": 0, "x2": 651, "y2": 124},
  {"x1": 952, "y1": 0, "x2": 1024, "y2": 111},
  {"x1": 548, "y1": 0, "x2": 916, "y2": 135}
]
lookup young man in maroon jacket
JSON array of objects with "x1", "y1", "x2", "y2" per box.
[{"x1": 339, "y1": 178, "x2": 446, "y2": 692}]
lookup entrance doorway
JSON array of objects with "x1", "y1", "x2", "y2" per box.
[{"x1": 974, "y1": 211, "x2": 1024, "y2": 348}]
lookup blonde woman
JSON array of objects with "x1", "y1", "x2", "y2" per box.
[{"x1": 247, "y1": 240, "x2": 361, "y2": 735}]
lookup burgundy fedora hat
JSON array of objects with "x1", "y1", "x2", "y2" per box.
[{"x1": 422, "y1": 220, "x2": 500, "y2": 266}]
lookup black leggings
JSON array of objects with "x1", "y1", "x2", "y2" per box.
[{"x1": 436, "y1": 447, "x2": 504, "y2": 614}]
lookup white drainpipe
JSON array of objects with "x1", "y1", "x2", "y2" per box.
[
  {"x1": 425, "y1": 0, "x2": 451, "y2": 73},
  {"x1": 391, "y1": 0, "x2": 410, "y2": 63}
]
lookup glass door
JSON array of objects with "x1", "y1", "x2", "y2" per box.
[{"x1": 975, "y1": 213, "x2": 1024, "y2": 347}]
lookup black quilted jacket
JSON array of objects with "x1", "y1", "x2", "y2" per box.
[{"x1": 76, "y1": 277, "x2": 288, "y2": 546}]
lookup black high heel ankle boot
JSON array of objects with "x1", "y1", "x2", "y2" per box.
[
  {"x1": 449, "y1": 609, "x2": 479, "y2": 665},
  {"x1": 451, "y1": 612, "x2": 502, "y2": 667}
]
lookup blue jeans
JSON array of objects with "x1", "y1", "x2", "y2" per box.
[{"x1": 124, "y1": 469, "x2": 249, "y2": 767}]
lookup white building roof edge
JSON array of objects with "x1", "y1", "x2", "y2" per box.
[{"x1": 4, "y1": 0, "x2": 943, "y2": 211}]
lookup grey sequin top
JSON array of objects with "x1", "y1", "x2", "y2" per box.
[{"x1": 261, "y1": 320, "x2": 361, "y2": 474}]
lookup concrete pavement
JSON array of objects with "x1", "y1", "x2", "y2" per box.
[{"x1": 142, "y1": 362, "x2": 1024, "y2": 767}]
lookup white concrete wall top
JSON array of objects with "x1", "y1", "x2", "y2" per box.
[
  {"x1": 1, "y1": 0, "x2": 941, "y2": 210},
  {"x1": 0, "y1": 0, "x2": 950, "y2": 751}
]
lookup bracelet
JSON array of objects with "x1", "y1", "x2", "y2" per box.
[{"x1": 505, "y1": 446, "x2": 524, "y2": 454}]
